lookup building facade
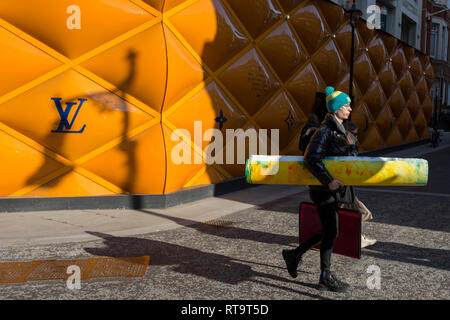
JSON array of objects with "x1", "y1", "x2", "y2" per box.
[
  {"x1": 421, "y1": 0, "x2": 449, "y2": 122},
  {"x1": 0, "y1": 0, "x2": 437, "y2": 203},
  {"x1": 332, "y1": 0, "x2": 449, "y2": 121},
  {"x1": 331, "y1": 0, "x2": 424, "y2": 49}
]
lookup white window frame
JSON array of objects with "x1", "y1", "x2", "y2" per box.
[
  {"x1": 441, "y1": 25, "x2": 446, "y2": 60},
  {"x1": 430, "y1": 23, "x2": 439, "y2": 58},
  {"x1": 444, "y1": 27, "x2": 448, "y2": 62},
  {"x1": 447, "y1": 82, "x2": 450, "y2": 106}
]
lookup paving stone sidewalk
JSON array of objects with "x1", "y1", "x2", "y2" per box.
[{"x1": 0, "y1": 134, "x2": 448, "y2": 300}]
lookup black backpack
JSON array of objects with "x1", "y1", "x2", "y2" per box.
[{"x1": 299, "y1": 121, "x2": 320, "y2": 152}]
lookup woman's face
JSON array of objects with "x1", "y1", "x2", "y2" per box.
[{"x1": 335, "y1": 103, "x2": 352, "y2": 120}]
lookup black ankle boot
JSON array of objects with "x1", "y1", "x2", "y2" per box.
[
  {"x1": 282, "y1": 249, "x2": 302, "y2": 278},
  {"x1": 318, "y1": 270, "x2": 350, "y2": 292}
]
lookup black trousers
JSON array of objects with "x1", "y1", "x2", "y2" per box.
[{"x1": 298, "y1": 190, "x2": 339, "y2": 273}]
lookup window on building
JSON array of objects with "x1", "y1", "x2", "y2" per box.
[
  {"x1": 431, "y1": 86, "x2": 435, "y2": 104},
  {"x1": 436, "y1": 80, "x2": 440, "y2": 100},
  {"x1": 430, "y1": 24, "x2": 439, "y2": 58},
  {"x1": 380, "y1": 6, "x2": 387, "y2": 32},
  {"x1": 442, "y1": 81, "x2": 446, "y2": 106},
  {"x1": 447, "y1": 82, "x2": 450, "y2": 107},
  {"x1": 441, "y1": 25, "x2": 446, "y2": 60},
  {"x1": 376, "y1": 1, "x2": 395, "y2": 34},
  {"x1": 401, "y1": 14, "x2": 416, "y2": 47},
  {"x1": 443, "y1": 81, "x2": 449, "y2": 107},
  {"x1": 443, "y1": 27, "x2": 448, "y2": 62},
  {"x1": 424, "y1": 26, "x2": 427, "y2": 52},
  {"x1": 431, "y1": 80, "x2": 440, "y2": 104}
]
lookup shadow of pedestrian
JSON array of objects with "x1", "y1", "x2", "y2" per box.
[
  {"x1": 83, "y1": 231, "x2": 328, "y2": 299},
  {"x1": 21, "y1": 48, "x2": 139, "y2": 198},
  {"x1": 25, "y1": 119, "x2": 69, "y2": 192},
  {"x1": 252, "y1": 191, "x2": 309, "y2": 214},
  {"x1": 136, "y1": 209, "x2": 298, "y2": 247},
  {"x1": 64, "y1": 48, "x2": 139, "y2": 199},
  {"x1": 363, "y1": 241, "x2": 450, "y2": 271}
]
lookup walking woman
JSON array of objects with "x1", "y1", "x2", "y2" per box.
[{"x1": 282, "y1": 86, "x2": 354, "y2": 292}]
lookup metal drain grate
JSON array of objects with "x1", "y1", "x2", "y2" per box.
[
  {"x1": 197, "y1": 219, "x2": 234, "y2": 228},
  {"x1": 0, "y1": 256, "x2": 150, "y2": 284}
]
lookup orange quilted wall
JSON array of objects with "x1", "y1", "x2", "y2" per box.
[{"x1": 0, "y1": 0, "x2": 434, "y2": 197}]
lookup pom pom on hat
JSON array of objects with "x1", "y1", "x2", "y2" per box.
[
  {"x1": 325, "y1": 86, "x2": 335, "y2": 96},
  {"x1": 325, "y1": 86, "x2": 351, "y2": 114}
]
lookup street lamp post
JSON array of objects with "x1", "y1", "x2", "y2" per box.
[{"x1": 347, "y1": 3, "x2": 363, "y2": 111}]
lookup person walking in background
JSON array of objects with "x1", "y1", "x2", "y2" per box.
[{"x1": 340, "y1": 121, "x2": 376, "y2": 248}]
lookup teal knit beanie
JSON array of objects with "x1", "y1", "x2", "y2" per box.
[{"x1": 325, "y1": 86, "x2": 351, "y2": 114}]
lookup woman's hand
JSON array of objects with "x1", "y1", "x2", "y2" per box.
[{"x1": 328, "y1": 179, "x2": 343, "y2": 191}]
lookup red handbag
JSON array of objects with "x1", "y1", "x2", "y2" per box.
[{"x1": 299, "y1": 202, "x2": 361, "y2": 259}]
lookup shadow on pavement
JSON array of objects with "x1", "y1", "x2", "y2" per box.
[
  {"x1": 83, "y1": 231, "x2": 329, "y2": 300},
  {"x1": 137, "y1": 209, "x2": 299, "y2": 246},
  {"x1": 363, "y1": 241, "x2": 450, "y2": 271},
  {"x1": 348, "y1": 188, "x2": 450, "y2": 233},
  {"x1": 243, "y1": 191, "x2": 309, "y2": 216}
]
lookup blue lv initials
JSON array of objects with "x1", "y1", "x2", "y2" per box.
[{"x1": 51, "y1": 97, "x2": 87, "y2": 133}]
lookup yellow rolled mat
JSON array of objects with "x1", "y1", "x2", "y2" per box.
[{"x1": 245, "y1": 155, "x2": 428, "y2": 186}]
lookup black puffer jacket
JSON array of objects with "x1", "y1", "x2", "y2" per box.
[{"x1": 304, "y1": 114, "x2": 354, "y2": 202}]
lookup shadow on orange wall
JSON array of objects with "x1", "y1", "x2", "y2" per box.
[
  {"x1": 24, "y1": 49, "x2": 139, "y2": 198},
  {"x1": 161, "y1": 0, "x2": 309, "y2": 198}
]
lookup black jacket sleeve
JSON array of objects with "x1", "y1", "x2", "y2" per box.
[{"x1": 304, "y1": 126, "x2": 334, "y2": 187}]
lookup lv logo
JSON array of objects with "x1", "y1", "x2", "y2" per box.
[{"x1": 51, "y1": 98, "x2": 87, "y2": 133}]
